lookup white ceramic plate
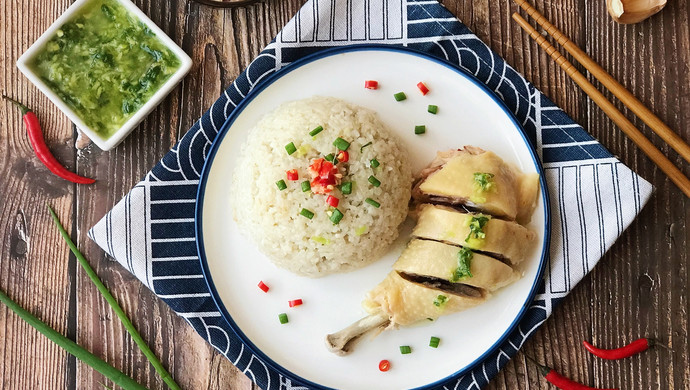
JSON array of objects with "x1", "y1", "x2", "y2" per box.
[{"x1": 197, "y1": 46, "x2": 550, "y2": 390}]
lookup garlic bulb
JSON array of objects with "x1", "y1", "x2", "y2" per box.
[{"x1": 606, "y1": 0, "x2": 667, "y2": 24}]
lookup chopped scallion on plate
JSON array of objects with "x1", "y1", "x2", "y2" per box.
[
  {"x1": 365, "y1": 198, "x2": 380, "y2": 208},
  {"x1": 394, "y1": 92, "x2": 407, "y2": 101},
  {"x1": 368, "y1": 175, "x2": 381, "y2": 187},
  {"x1": 278, "y1": 313, "x2": 289, "y2": 324},
  {"x1": 285, "y1": 142, "x2": 297, "y2": 155},
  {"x1": 309, "y1": 125, "x2": 323, "y2": 137},
  {"x1": 300, "y1": 208, "x2": 314, "y2": 219},
  {"x1": 429, "y1": 336, "x2": 440, "y2": 348},
  {"x1": 428, "y1": 104, "x2": 438, "y2": 114},
  {"x1": 333, "y1": 137, "x2": 350, "y2": 151},
  {"x1": 301, "y1": 180, "x2": 311, "y2": 192},
  {"x1": 370, "y1": 158, "x2": 380, "y2": 168},
  {"x1": 330, "y1": 208, "x2": 344, "y2": 224},
  {"x1": 276, "y1": 180, "x2": 287, "y2": 190},
  {"x1": 415, "y1": 125, "x2": 426, "y2": 135},
  {"x1": 399, "y1": 345, "x2": 411, "y2": 354},
  {"x1": 340, "y1": 181, "x2": 353, "y2": 195}
]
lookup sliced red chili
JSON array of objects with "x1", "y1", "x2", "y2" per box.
[
  {"x1": 364, "y1": 80, "x2": 379, "y2": 90},
  {"x1": 3, "y1": 96, "x2": 95, "y2": 184},
  {"x1": 286, "y1": 169, "x2": 299, "y2": 181},
  {"x1": 583, "y1": 338, "x2": 653, "y2": 360},
  {"x1": 326, "y1": 195, "x2": 339, "y2": 207},
  {"x1": 336, "y1": 150, "x2": 349, "y2": 163},
  {"x1": 257, "y1": 281, "x2": 269, "y2": 293},
  {"x1": 288, "y1": 299, "x2": 303, "y2": 307},
  {"x1": 378, "y1": 359, "x2": 390, "y2": 372},
  {"x1": 417, "y1": 82, "x2": 430, "y2": 95}
]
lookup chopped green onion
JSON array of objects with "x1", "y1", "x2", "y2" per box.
[
  {"x1": 360, "y1": 142, "x2": 373, "y2": 152},
  {"x1": 368, "y1": 175, "x2": 381, "y2": 187},
  {"x1": 278, "y1": 313, "x2": 289, "y2": 324},
  {"x1": 333, "y1": 137, "x2": 350, "y2": 151},
  {"x1": 451, "y1": 247, "x2": 474, "y2": 281},
  {"x1": 394, "y1": 92, "x2": 407, "y2": 101},
  {"x1": 311, "y1": 236, "x2": 331, "y2": 245},
  {"x1": 324, "y1": 153, "x2": 335, "y2": 162},
  {"x1": 276, "y1": 180, "x2": 287, "y2": 191},
  {"x1": 433, "y1": 294, "x2": 448, "y2": 307},
  {"x1": 300, "y1": 208, "x2": 314, "y2": 219},
  {"x1": 428, "y1": 105, "x2": 438, "y2": 114},
  {"x1": 414, "y1": 125, "x2": 426, "y2": 135},
  {"x1": 370, "y1": 158, "x2": 380, "y2": 168},
  {"x1": 466, "y1": 215, "x2": 490, "y2": 242},
  {"x1": 309, "y1": 125, "x2": 324, "y2": 137},
  {"x1": 330, "y1": 208, "x2": 344, "y2": 224},
  {"x1": 340, "y1": 181, "x2": 353, "y2": 195},
  {"x1": 285, "y1": 142, "x2": 297, "y2": 155},
  {"x1": 365, "y1": 198, "x2": 380, "y2": 208},
  {"x1": 429, "y1": 336, "x2": 441, "y2": 348},
  {"x1": 355, "y1": 226, "x2": 368, "y2": 236},
  {"x1": 399, "y1": 345, "x2": 412, "y2": 354},
  {"x1": 295, "y1": 144, "x2": 312, "y2": 157},
  {"x1": 473, "y1": 172, "x2": 495, "y2": 193},
  {"x1": 301, "y1": 181, "x2": 311, "y2": 192}
]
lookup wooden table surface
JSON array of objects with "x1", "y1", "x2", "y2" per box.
[{"x1": 1, "y1": 0, "x2": 688, "y2": 389}]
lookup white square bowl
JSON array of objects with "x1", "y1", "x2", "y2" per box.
[{"x1": 16, "y1": 0, "x2": 192, "y2": 151}]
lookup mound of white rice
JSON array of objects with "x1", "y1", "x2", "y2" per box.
[{"x1": 230, "y1": 96, "x2": 412, "y2": 277}]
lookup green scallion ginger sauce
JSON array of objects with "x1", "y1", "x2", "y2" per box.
[{"x1": 29, "y1": 0, "x2": 181, "y2": 139}]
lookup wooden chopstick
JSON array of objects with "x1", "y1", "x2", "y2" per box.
[
  {"x1": 513, "y1": 0, "x2": 690, "y2": 165},
  {"x1": 511, "y1": 12, "x2": 690, "y2": 198}
]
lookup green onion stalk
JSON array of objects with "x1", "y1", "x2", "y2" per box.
[
  {"x1": 0, "y1": 288, "x2": 148, "y2": 390},
  {"x1": 48, "y1": 206, "x2": 181, "y2": 390}
]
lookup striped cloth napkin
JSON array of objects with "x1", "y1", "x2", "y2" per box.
[{"x1": 89, "y1": 0, "x2": 653, "y2": 388}]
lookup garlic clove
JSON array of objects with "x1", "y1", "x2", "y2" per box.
[{"x1": 606, "y1": 0, "x2": 667, "y2": 24}]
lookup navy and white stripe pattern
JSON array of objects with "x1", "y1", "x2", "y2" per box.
[{"x1": 89, "y1": 0, "x2": 653, "y2": 388}]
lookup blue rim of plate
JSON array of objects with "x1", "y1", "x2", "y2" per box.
[{"x1": 196, "y1": 44, "x2": 551, "y2": 390}]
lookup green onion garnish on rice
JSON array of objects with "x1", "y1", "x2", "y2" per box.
[
  {"x1": 368, "y1": 175, "x2": 381, "y2": 187},
  {"x1": 301, "y1": 181, "x2": 311, "y2": 192},
  {"x1": 429, "y1": 336, "x2": 441, "y2": 348},
  {"x1": 330, "y1": 208, "x2": 344, "y2": 224},
  {"x1": 309, "y1": 125, "x2": 324, "y2": 137},
  {"x1": 360, "y1": 142, "x2": 373, "y2": 152},
  {"x1": 276, "y1": 180, "x2": 287, "y2": 190},
  {"x1": 365, "y1": 198, "x2": 380, "y2": 208},
  {"x1": 333, "y1": 137, "x2": 350, "y2": 151},
  {"x1": 324, "y1": 153, "x2": 335, "y2": 162},
  {"x1": 300, "y1": 208, "x2": 315, "y2": 219},
  {"x1": 394, "y1": 92, "x2": 407, "y2": 101},
  {"x1": 370, "y1": 158, "x2": 380, "y2": 168},
  {"x1": 278, "y1": 313, "x2": 289, "y2": 324},
  {"x1": 285, "y1": 142, "x2": 297, "y2": 155},
  {"x1": 415, "y1": 125, "x2": 426, "y2": 135},
  {"x1": 340, "y1": 182, "x2": 353, "y2": 195},
  {"x1": 427, "y1": 105, "x2": 438, "y2": 114},
  {"x1": 399, "y1": 345, "x2": 412, "y2": 354}
]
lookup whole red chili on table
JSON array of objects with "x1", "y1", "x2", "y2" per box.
[
  {"x1": 525, "y1": 356, "x2": 618, "y2": 390},
  {"x1": 3, "y1": 95, "x2": 95, "y2": 184},
  {"x1": 583, "y1": 338, "x2": 657, "y2": 360}
]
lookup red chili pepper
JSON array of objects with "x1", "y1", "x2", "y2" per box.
[
  {"x1": 583, "y1": 338, "x2": 654, "y2": 360},
  {"x1": 336, "y1": 150, "x2": 349, "y2": 163},
  {"x1": 257, "y1": 281, "x2": 269, "y2": 293},
  {"x1": 288, "y1": 299, "x2": 303, "y2": 307},
  {"x1": 286, "y1": 169, "x2": 299, "y2": 181},
  {"x1": 364, "y1": 80, "x2": 379, "y2": 90},
  {"x1": 417, "y1": 82, "x2": 430, "y2": 95},
  {"x1": 378, "y1": 359, "x2": 390, "y2": 372},
  {"x1": 3, "y1": 96, "x2": 95, "y2": 184},
  {"x1": 525, "y1": 356, "x2": 617, "y2": 390},
  {"x1": 326, "y1": 195, "x2": 339, "y2": 207}
]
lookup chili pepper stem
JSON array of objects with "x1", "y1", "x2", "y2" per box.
[
  {"x1": 651, "y1": 339, "x2": 674, "y2": 352},
  {"x1": 2, "y1": 95, "x2": 31, "y2": 115}
]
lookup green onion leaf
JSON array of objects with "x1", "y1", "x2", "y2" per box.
[
  {"x1": 301, "y1": 181, "x2": 311, "y2": 192},
  {"x1": 433, "y1": 294, "x2": 448, "y2": 307},
  {"x1": 370, "y1": 158, "x2": 380, "y2": 168},
  {"x1": 365, "y1": 198, "x2": 380, "y2": 208},
  {"x1": 340, "y1": 181, "x2": 353, "y2": 195},
  {"x1": 429, "y1": 336, "x2": 440, "y2": 348},
  {"x1": 355, "y1": 226, "x2": 368, "y2": 236},
  {"x1": 473, "y1": 172, "x2": 495, "y2": 193},
  {"x1": 399, "y1": 345, "x2": 412, "y2": 354},
  {"x1": 360, "y1": 142, "x2": 373, "y2": 152},
  {"x1": 324, "y1": 153, "x2": 335, "y2": 162},
  {"x1": 276, "y1": 180, "x2": 287, "y2": 190},
  {"x1": 330, "y1": 208, "x2": 344, "y2": 224},
  {"x1": 427, "y1": 105, "x2": 438, "y2": 114},
  {"x1": 368, "y1": 175, "x2": 381, "y2": 187},
  {"x1": 311, "y1": 236, "x2": 331, "y2": 245},
  {"x1": 48, "y1": 206, "x2": 179, "y2": 390},
  {"x1": 394, "y1": 92, "x2": 407, "y2": 101},
  {"x1": 278, "y1": 313, "x2": 289, "y2": 324},
  {"x1": 414, "y1": 125, "x2": 426, "y2": 135},
  {"x1": 309, "y1": 125, "x2": 323, "y2": 137},
  {"x1": 300, "y1": 208, "x2": 315, "y2": 219},
  {"x1": 466, "y1": 215, "x2": 490, "y2": 243},
  {"x1": 333, "y1": 137, "x2": 350, "y2": 151},
  {"x1": 285, "y1": 142, "x2": 297, "y2": 155}
]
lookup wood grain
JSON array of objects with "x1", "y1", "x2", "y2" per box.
[{"x1": 0, "y1": 0, "x2": 688, "y2": 389}]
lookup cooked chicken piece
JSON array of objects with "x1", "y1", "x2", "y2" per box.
[
  {"x1": 412, "y1": 146, "x2": 540, "y2": 224},
  {"x1": 412, "y1": 204, "x2": 537, "y2": 265},
  {"x1": 326, "y1": 239, "x2": 518, "y2": 354}
]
